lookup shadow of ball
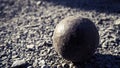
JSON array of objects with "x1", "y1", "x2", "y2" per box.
[{"x1": 52, "y1": 16, "x2": 99, "y2": 62}]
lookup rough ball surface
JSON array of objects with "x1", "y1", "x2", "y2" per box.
[{"x1": 52, "y1": 16, "x2": 99, "y2": 62}]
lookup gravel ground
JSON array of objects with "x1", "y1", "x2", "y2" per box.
[{"x1": 0, "y1": 0, "x2": 120, "y2": 68}]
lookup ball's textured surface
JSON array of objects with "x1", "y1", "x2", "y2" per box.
[{"x1": 52, "y1": 16, "x2": 99, "y2": 62}]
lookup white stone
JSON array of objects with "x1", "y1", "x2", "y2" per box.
[
  {"x1": 39, "y1": 60, "x2": 45, "y2": 66},
  {"x1": 115, "y1": 19, "x2": 120, "y2": 25},
  {"x1": 11, "y1": 59, "x2": 26, "y2": 68},
  {"x1": 33, "y1": 59, "x2": 38, "y2": 67},
  {"x1": 37, "y1": 1, "x2": 42, "y2": 5},
  {"x1": 26, "y1": 44, "x2": 35, "y2": 49}
]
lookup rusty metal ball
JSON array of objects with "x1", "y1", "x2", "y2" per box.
[{"x1": 52, "y1": 16, "x2": 99, "y2": 62}]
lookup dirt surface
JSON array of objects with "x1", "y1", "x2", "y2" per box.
[{"x1": 0, "y1": 0, "x2": 120, "y2": 68}]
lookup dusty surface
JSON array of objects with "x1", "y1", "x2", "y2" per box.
[{"x1": 0, "y1": 0, "x2": 120, "y2": 68}]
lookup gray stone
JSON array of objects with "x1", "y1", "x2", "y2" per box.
[
  {"x1": 0, "y1": 51, "x2": 6, "y2": 57},
  {"x1": 1, "y1": 56, "x2": 7, "y2": 60},
  {"x1": 57, "y1": 65, "x2": 63, "y2": 68},
  {"x1": 41, "y1": 65, "x2": 50, "y2": 68},
  {"x1": 53, "y1": 16, "x2": 99, "y2": 62},
  {"x1": 52, "y1": 65, "x2": 57, "y2": 68},
  {"x1": 11, "y1": 59, "x2": 28, "y2": 68},
  {"x1": 27, "y1": 66, "x2": 33, "y2": 68},
  {"x1": 33, "y1": 59, "x2": 38, "y2": 67},
  {"x1": 12, "y1": 55, "x2": 18, "y2": 59}
]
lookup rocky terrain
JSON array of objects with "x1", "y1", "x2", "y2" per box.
[{"x1": 0, "y1": 0, "x2": 120, "y2": 68}]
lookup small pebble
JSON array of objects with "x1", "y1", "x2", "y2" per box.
[
  {"x1": 41, "y1": 65, "x2": 50, "y2": 68},
  {"x1": 12, "y1": 55, "x2": 18, "y2": 59},
  {"x1": 37, "y1": 1, "x2": 42, "y2": 6},
  {"x1": 11, "y1": 59, "x2": 28, "y2": 68},
  {"x1": 57, "y1": 65, "x2": 63, "y2": 68},
  {"x1": 26, "y1": 44, "x2": 35, "y2": 50},
  {"x1": 33, "y1": 59, "x2": 38, "y2": 67},
  {"x1": 115, "y1": 19, "x2": 120, "y2": 25},
  {"x1": 39, "y1": 60, "x2": 46, "y2": 66}
]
